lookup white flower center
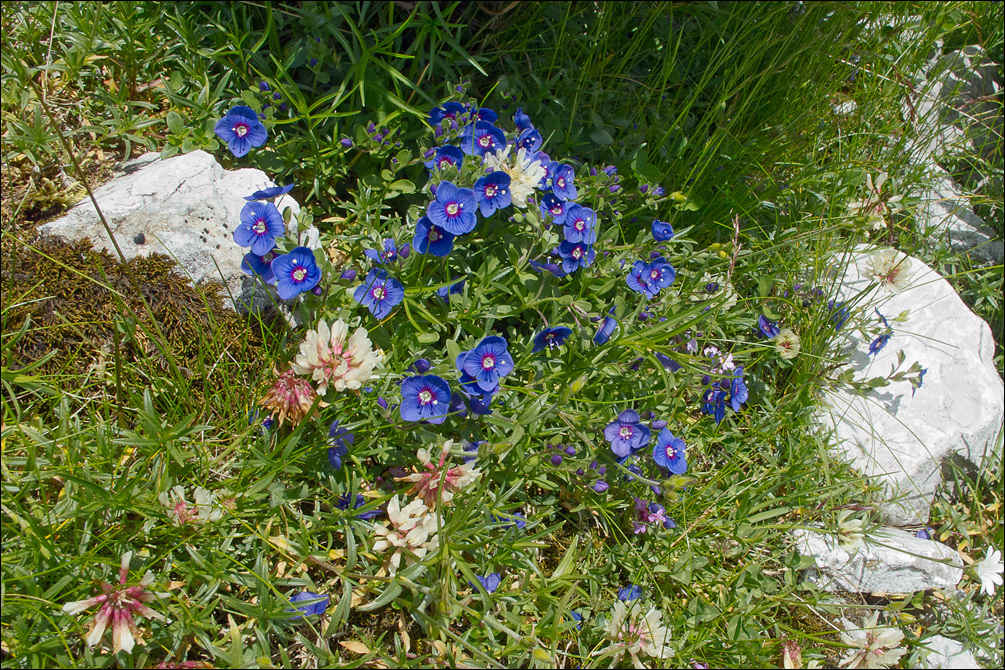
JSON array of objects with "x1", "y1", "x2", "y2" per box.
[
  {"x1": 481, "y1": 355, "x2": 495, "y2": 370},
  {"x1": 419, "y1": 389, "x2": 433, "y2": 405},
  {"x1": 372, "y1": 287, "x2": 386, "y2": 300},
  {"x1": 479, "y1": 136, "x2": 491, "y2": 147},
  {"x1": 429, "y1": 228, "x2": 441, "y2": 242},
  {"x1": 485, "y1": 185, "x2": 497, "y2": 198},
  {"x1": 572, "y1": 247, "x2": 582, "y2": 259},
  {"x1": 620, "y1": 426, "x2": 632, "y2": 439},
  {"x1": 253, "y1": 218, "x2": 267, "y2": 234},
  {"x1": 446, "y1": 203, "x2": 459, "y2": 216},
  {"x1": 234, "y1": 123, "x2": 248, "y2": 137},
  {"x1": 293, "y1": 267, "x2": 307, "y2": 281}
]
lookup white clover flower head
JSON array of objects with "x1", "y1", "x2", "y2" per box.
[
  {"x1": 396, "y1": 439, "x2": 482, "y2": 507},
  {"x1": 158, "y1": 485, "x2": 223, "y2": 526},
  {"x1": 974, "y1": 546, "x2": 1004, "y2": 596},
  {"x1": 847, "y1": 173, "x2": 903, "y2": 231},
  {"x1": 863, "y1": 248, "x2": 913, "y2": 294},
  {"x1": 838, "y1": 612, "x2": 906, "y2": 669},
  {"x1": 484, "y1": 145, "x2": 545, "y2": 209},
  {"x1": 61, "y1": 551, "x2": 168, "y2": 654},
  {"x1": 291, "y1": 318, "x2": 382, "y2": 395},
  {"x1": 597, "y1": 601, "x2": 673, "y2": 664},
  {"x1": 774, "y1": 329, "x2": 801, "y2": 360},
  {"x1": 836, "y1": 510, "x2": 866, "y2": 549},
  {"x1": 371, "y1": 495, "x2": 439, "y2": 575}
]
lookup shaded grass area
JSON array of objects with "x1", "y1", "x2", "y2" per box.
[{"x1": 1, "y1": 1, "x2": 1002, "y2": 669}]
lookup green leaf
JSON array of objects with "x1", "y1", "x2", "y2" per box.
[
  {"x1": 166, "y1": 111, "x2": 184, "y2": 135},
  {"x1": 389, "y1": 179, "x2": 415, "y2": 195},
  {"x1": 417, "y1": 332, "x2": 439, "y2": 344},
  {"x1": 357, "y1": 581, "x2": 402, "y2": 611},
  {"x1": 590, "y1": 128, "x2": 614, "y2": 145}
]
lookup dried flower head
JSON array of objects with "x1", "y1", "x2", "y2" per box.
[
  {"x1": 259, "y1": 367, "x2": 326, "y2": 427},
  {"x1": 597, "y1": 600, "x2": 673, "y2": 665}
]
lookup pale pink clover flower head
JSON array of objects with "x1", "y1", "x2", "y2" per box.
[
  {"x1": 371, "y1": 495, "x2": 439, "y2": 576},
  {"x1": 838, "y1": 611, "x2": 906, "y2": 670},
  {"x1": 61, "y1": 551, "x2": 168, "y2": 655},
  {"x1": 395, "y1": 440, "x2": 481, "y2": 507},
  {"x1": 291, "y1": 318, "x2": 383, "y2": 396},
  {"x1": 863, "y1": 248, "x2": 913, "y2": 295},
  {"x1": 158, "y1": 485, "x2": 223, "y2": 526},
  {"x1": 595, "y1": 600, "x2": 673, "y2": 665}
]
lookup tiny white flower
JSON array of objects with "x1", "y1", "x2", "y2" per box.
[
  {"x1": 836, "y1": 510, "x2": 865, "y2": 549},
  {"x1": 158, "y1": 485, "x2": 222, "y2": 526},
  {"x1": 372, "y1": 495, "x2": 439, "y2": 576},
  {"x1": 974, "y1": 546, "x2": 1004, "y2": 596}
]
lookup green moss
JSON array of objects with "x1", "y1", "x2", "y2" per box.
[{"x1": 1, "y1": 232, "x2": 282, "y2": 410}]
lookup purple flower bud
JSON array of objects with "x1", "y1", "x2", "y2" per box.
[
  {"x1": 377, "y1": 397, "x2": 389, "y2": 410},
  {"x1": 701, "y1": 374, "x2": 711, "y2": 385},
  {"x1": 391, "y1": 158, "x2": 398, "y2": 165},
  {"x1": 602, "y1": 166, "x2": 617, "y2": 176},
  {"x1": 340, "y1": 138, "x2": 353, "y2": 148},
  {"x1": 551, "y1": 454, "x2": 563, "y2": 466},
  {"x1": 259, "y1": 81, "x2": 270, "y2": 92},
  {"x1": 340, "y1": 269, "x2": 357, "y2": 281},
  {"x1": 312, "y1": 285, "x2": 323, "y2": 296},
  {"x1": 398, "y1": 244, "x2": 410, "y2": 260},
  {"x1": 650, "y1": 251, "x2": 662, "y2": 259},
  {"x1": 590, "y1": 167, "x2": 598, "y2": 176},
  {"x1": 639, "y1": 184, "x2": 649, "y2": 194},
  {"x1": 652, "y1": 419, "x2": 667, "y2": 430},
  {"x1": 638, "y1": 312, "x2": 649, "y2": 322},
  {"x1": 429, "y1": 183, "x2": 437, "y2": 197},
  {"x1": 564, "y1": 445, "x2": 576, "y2": 456},
  {"x1": 423, "y1": 147, "x2": 435, "y2": 158},
  {"x1": 411, "y1": 358, "x2": 432, "y2": 374},
  {"x1": 315, "y1": 36, "x2": 321, "y2": 43},
  {"x1": 310, "y1": 58, "x2": 318, "y2": 67},
  {"x1": 609, "y1": 185, "x2": 621, "y2": 194},
  {"x1": 273, "y1": 91, "x2": 282, "y2": 100},
  {"x1": 455, "y1": 84, "x2": 464, "y2": 93},
  {"x1": 262, "y1": 102, "x2": 271, "y2": 110},
  {"x1": 367, "y1": 121, "x2": 376, "y2": 134},
  {"x1": 589, "y1": 461, "x2": 599, "y2": 470},
  {"x1": 434, "y1": 126, "x2": 443, "y2": 139},
  {"x1": 279, "y1": 103, "x2": 288, "y2": 112},
  {"x1": 576, "y1": 468, "x2": 585, "y2": 476},
  {"x1": 598, "y1": 466, "x2": 607, "y2": 476}
]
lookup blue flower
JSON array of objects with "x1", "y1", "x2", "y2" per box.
[
  {"x1": 916, "y1": 526, "x2": 935, "y2": 540},
  {"x1": 436, "y1": 277, "x2": 465, "y2": 303},
  {"x1": 617, "y1": 584, "x2": 642, "y2": 601},
  {"x1": 550, "y1": 163, "x2": 578, "y2": 201},
  {"x1": 424, "y1": 144, "x2": 464, "y2": 172},
  {"x1": 647, "y1": 502, "x2": 676, "y2": 529},
  {"x1": 528, "y1": 258, "x2": 568, "y2": 278},
  {"x1": 492, "y1": 512, "x2": 526, "y2": 529},
  {"x1": 427, "y1": 101, "x2": 466, "y2": 126},
  {"x1": 460, "y1": 336, "x2": 514, "y2": 394},
  {"x1": 516, "y1": 127, "x2": 542, "y2": 153},
  {"x1": 594, "y1": 310, "x2": 618, "y2": 345},
  {"x1": 569, "y1": 610, "x2": 583, "y2": 629},
  {"x1": 557, "y1": 240, "x2": 595, "y2": 274},
  {"x1": 913, "y1": 368, "x2": 927, "y2": 397},
  {"x1": 215, "y1": 106, "x2": 268, "y2": 157},
  {"x1": 234, "y1": 201, "x2": 285, "y2": 256},
  {"x1": 244, "y1": 183, "x2": 294, "y2": 201},
  {"x1": 757, "y1": 315, "x2": 780, "y2": 339},
  {"x1": 470, "y1": 107, "x2": 498, "y2": 124},
  {"x1": 473, "y1": 171, "x2": 512, "y2": 217},
  {"x1": 272, "y1": 246, "x2": 322, "y2": 299},
  {"x1": 427, "y1": 181, "x2": 478, "y2": 235},
  {"x1": 475, "y1": 573, "x2": 501, "y2": 593},
  {"x1": 652, "y1": 428, "x2": 687, "y2": 474},
  {"x1": 532, "y1": 327, "x2": 572, "y2": 353},
  {"x1": 461, "y1": 120, "x2": 507, "y2": 157},
  {"x1": 364, "y1": 238, "x2": 408, "y2": 265},
  {"x1": 656, "y1": 353, "x2": 682, "y2": 371},
  {"x1": 353, "y1": 269, "x2": 405, "y2": 319},
  {"x1": 869, "y1": 333, "x2": 892, "y2": 356},
  {"x1": 702, "y1": 387, "x2": 727, "y2": 424},
  {"x1": 413, "y1": 216, "x2": 455, "y2": 257},
  {"x1": 652, "y1": 219, "x2": 675, "y2": 242},
  {"x1": 399, "y1": 375, "x2": 451, "y2": 424},
  {"x1": 513, "y1": 107, "x2": 533, "y2": 131},
  {"x1": 562, "y1": 204, "x2": 597, "y2": 244},
  {"x1": 539, "y1": 193, "x2": 570, "y2": 225},
  {"x1": 287, "y1": 591, "x2": 329, "y2": 618},
  {"x1": 829, "y1": 300, "x2": 851, "y2": 332},
  {"x1": 729, "y1": 366, "x2": 749, "y2": 412},
  {"x1": 241, "y1": 249, "x2": 279, "y2": 284},
  {"x1": 327, "y1": 420, "x2": 355, "y2": 470},
  {"x1": 336, "y1": 493, "x2": 382, "y2": 520},
  {"x1": 626, "y1": 259, "x2": 675, "y2": 299},
  {"x1": 406, "y1": 358, "x2": 432, "y2": 374},
  {"x1": 604, "y1": 409, "x2": 651, "y2": 458}
]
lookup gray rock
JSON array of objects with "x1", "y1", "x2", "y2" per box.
[
  {"x1": 918, "y1": 635, "x2": 981, "y2": 670},
  {"x1": 793, "y1": 525, "x2": 963, "y2": 594},
  {"x1": 39, "y1": 150, "x2": 315, "y2": 312},
  {"x1": 915, "y1": 166, "x2": 1004, "y2": 265},
  {"x1": 819, "y1": 248, "x2": 1004, "y2": 525}
]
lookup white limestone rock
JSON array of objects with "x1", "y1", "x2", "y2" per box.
[
  {"x1": 820, "y1": 247, "x2": 1004, "y2": 525},
  {"x1": 39, "y1": 150, "x2": 315, "y2": 312},
  {"x1": 918, "y1": 635, "x2": 981, "y2": 670},
  {"x1": 915, "y1": 166, "x2": 1004, "y2": 265},
  {"x1": 793, "y1": 525, "x2": 962, "y2": 594}
]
